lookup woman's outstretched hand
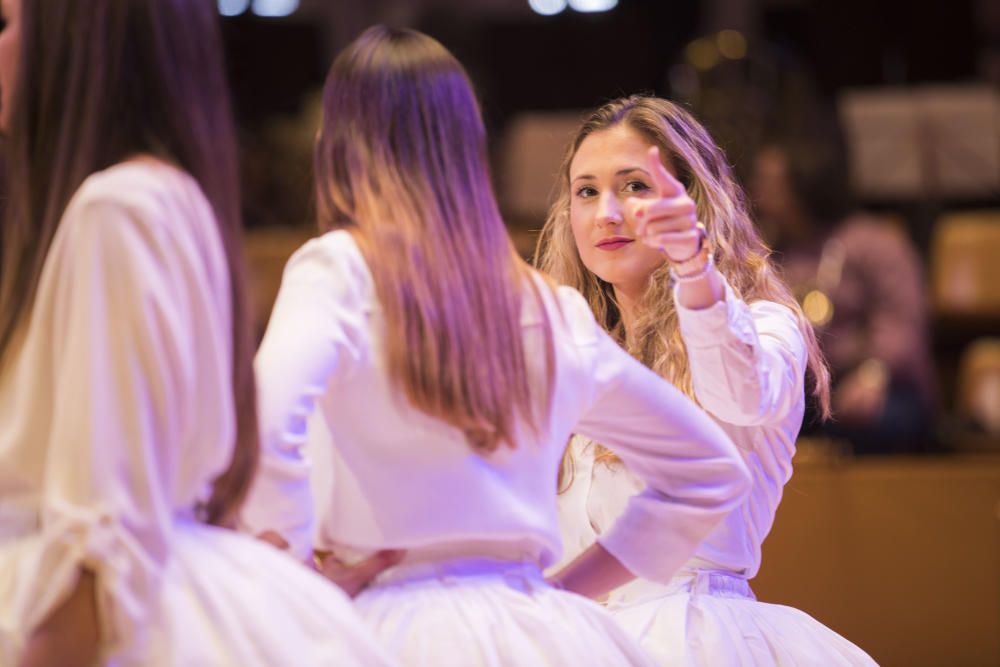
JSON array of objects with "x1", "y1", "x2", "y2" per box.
[{"x1": 628, "y1": 145, "x2": 702, "y2": 262}]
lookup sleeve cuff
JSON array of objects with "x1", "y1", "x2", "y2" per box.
[
  {"x1": 675, "y1": 280, "x2": 756, "y2": 350},
  {"x1": 11, "y1": 503, "x2": 162, "y2": 659}
]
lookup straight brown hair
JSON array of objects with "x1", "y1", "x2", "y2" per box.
[
  {"x1": 314, "y1": 26, "x2": 554, "y2": 452},
  {"x1": 0, "y1": 0, "x2": 257, "y2": 526}
]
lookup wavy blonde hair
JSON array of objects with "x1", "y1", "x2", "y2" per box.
[
  {"x1": 314, "y1": 26, "x2": 554, "y2": 452},
  {"x1": 537, "y1": 95, "x2": 829, "y2": 466}
]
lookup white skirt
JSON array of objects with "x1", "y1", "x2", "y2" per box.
[
  {"x1": 604, "y1": 570, "x2": 878, "y2": 667},
  {"x1": 139, "y1": 526, "x2": 395, "y2": 666},
  {"x1": 354, "y1": 554, "x2": 658, "y2": 667}
]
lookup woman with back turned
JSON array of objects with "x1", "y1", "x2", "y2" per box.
[
  {"x1": 242, "y1": 26, "x2": 752, "y2": 666},
  {"x1": 0, "y1": 2, "x2": 392, "y2": 665}
]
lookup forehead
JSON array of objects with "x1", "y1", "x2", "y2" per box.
[{"x1": 570, "y1": 124, "x2": 652, "y2": 177}]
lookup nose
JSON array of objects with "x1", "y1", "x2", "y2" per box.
[{"x1": 596, "y1": 192, "x2": 623, "y2": 227}]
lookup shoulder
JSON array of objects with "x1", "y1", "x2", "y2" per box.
[
  {"x1": 288, "y1": 229, "x2": 367, "y2": 278},
  {"x1": 747, "y1": 297, "x2": 807, "y2": 361},
  {"x1": 747, "y1": 297, "x2": 799, "y2": 326},
  {"x1": 521, "y1": 270, "x2": 602, "y2": 345},
  {"x1": 283, "y1": 229, "x2": 375, "y2": 308},
  {"x1": 70, "y1": 157, "x2": 205, "y2": 217},
  {"x1": 62, "y1": 158, "x2": 213, "y2": 247},
  {"x1": 50, "y1": 159, "x2": 231, "y2": 310}
]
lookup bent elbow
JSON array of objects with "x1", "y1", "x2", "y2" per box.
[{"x1": 726, "y1": 457, "x2": 752, "y2": 508}]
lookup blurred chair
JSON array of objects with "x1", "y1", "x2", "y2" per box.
[
  {"x1": 930, "y1": 210, "x2": 1000, "y2": 317},
  {"x1": 956, "y1": 338, "x2": 1000, "y2": 438},
  {"x1": 243, "y1": 226, "x2": 316, "y2": 341}
]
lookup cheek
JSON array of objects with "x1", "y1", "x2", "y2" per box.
[
  {"x1": 568, "y1": 206, "x2": 599, "y2": 267},
  {"x1": 631, "y1": 243, "x2": 666, "y2": 278}
]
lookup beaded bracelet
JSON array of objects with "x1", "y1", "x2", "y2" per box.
[{"x1": 670, "y1": 250, "x2": 715, "y2": 283}]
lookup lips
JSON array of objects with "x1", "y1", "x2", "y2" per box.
[{"x1": 596, "y1": 236, "x2": 634, "y2": 251}]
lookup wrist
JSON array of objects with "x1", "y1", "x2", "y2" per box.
[
  {"x1": 670, "y1": 246, "x2": 714, "y2": 282},
  {"x1": 663, "y1": 221, "x2": 707, "y2": 265}
]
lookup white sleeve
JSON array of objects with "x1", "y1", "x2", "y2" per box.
[
  {"x1": 4, "y1": 197, "x2": 201, "y2": 656},
  {"x1": 572, "y1": 299, "x2": 751, "y2": 584},
  {"x1": 240, "y1": 236, "x2": 367, "y2": 561},
  {"x1": 675, "y1": 280, "x2": 807, "y2": 429}
]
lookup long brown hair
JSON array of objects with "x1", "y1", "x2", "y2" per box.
[
  {"x1": 537, "y1": 95, "x2": 830, "y2": 427},
  {"x1": 0, "y1": 0, "x2": 257, "y2": 526},
  {"x1": 314, "y1": 25, "x2": 554, "y2": 452}
]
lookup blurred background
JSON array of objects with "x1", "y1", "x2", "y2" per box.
[{"x1": 223, "y1": 1, "x2": 1000, "y2": 664}]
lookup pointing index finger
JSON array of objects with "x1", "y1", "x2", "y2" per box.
[{"x1": 646, "y1": 145, "x2": 684, "y2": 198}]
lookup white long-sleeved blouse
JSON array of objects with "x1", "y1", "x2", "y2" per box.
[
  {"x1": 0, "y1": 159, "x2": 235, "y2": 658},
  {"x1": 241, "y1": 230, "x2": 751, "y2": 583},
  {"x1": 0, "y1": 161, "x2": 397, "y2": 667},
  {"x1": 559, "y1": 280, "x2": 808, "y2": 580}
]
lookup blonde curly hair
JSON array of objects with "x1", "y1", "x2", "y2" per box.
[{"x1": 536, "y1": 95, "x2": 829, "y2": 470}]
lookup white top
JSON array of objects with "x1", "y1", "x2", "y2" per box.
[
  {"x1": 0, "y1": 160, "x2": 234, "y2": 652},
  {"x1": 0, "y1": 160, "x2": 396, "y2": 666},
  {"x1": 558, "y1": 281, "x2": 807, "y2": 580},
  {"x1": 241, "y1": 230, "x2": 751, "y2": 584}
]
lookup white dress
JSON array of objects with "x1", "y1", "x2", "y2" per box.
[
  {"x1": 0, "y1": 159, "x2": 394, "y2": 666},
  {"x1": 243, "y1": 229, "x2": 753, "y2": 666},
  {"x1": 558, "y1": 281, "x2": 878, "y2": 666}
]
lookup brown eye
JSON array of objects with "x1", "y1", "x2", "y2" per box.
[{"x1": 623, "y1": 180, "x2": 651, "y2": 194}]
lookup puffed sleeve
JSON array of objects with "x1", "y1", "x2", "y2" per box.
[
  {"x1": 240, "y1": 233, "x2": 369, "y2": 562},
  {"x1": 1, "y1": 194, "x2": 213, "y2": 658},
  {"x1": 675, "y1": 280, "x2": 807, "y2": 429},
  {"x1": 567, "y1": 290, "x2": 751, "y2": 584}
]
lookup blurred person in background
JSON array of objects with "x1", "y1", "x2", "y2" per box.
[{"x1": 750, "y1": 124, "x2": 936, "y2": 455}]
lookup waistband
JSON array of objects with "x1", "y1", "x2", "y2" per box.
[
  {"x1": 606, "y1": 568, "x2": 756, "y2": 608},
  {"x1": 369, "y1": 539, "x2": 546, "y2": 592}
]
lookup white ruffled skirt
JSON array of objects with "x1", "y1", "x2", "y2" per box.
[
  {"x1": 354, "y1": 554, "x2": 657, "y2": 666},
  {"x1": 152, "y1": 527, "x2": 395, "y2": 666},
  {"x1": 1, "y1": 522, "x2": 395, "y2": 667},
  {"x1": 604, "y1": 569, "x2": 878, "y2": 666}
]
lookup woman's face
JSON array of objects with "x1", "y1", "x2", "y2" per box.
[
  {"x1": 0, "y1": 0, "x2": 21, "y2": 134},
  {"x1": 568, "y1": 124, "x2": 670, "y2": 299}
]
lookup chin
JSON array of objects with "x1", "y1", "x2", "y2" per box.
[{"x1": 589, "y1": 256, "x2": 656, "y2": 287}]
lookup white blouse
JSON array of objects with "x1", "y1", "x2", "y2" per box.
[
  {"x1": 0, "y1": 160, "x2": 235, "y2": 656},
  {"x1": 241, "y1": 230, "x2": 751, "y2": 584},
  {"x1": 559, "y1": 281, "x2": 808, "y2": 580}
]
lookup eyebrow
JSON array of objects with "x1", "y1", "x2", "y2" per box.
[{"x1": 571, "y1": 167, "x2": 649, "y2": 184}]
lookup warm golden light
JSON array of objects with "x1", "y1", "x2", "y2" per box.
[
  {"x1": 716, "y1": 30, "x2": 747, "y2": 60},
  {"x1": 803, "y1": 289, "x2": 834, "y2": 327},
  {"x1": 685, "y1": 38, "x2": 721, "y2": 71}
]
